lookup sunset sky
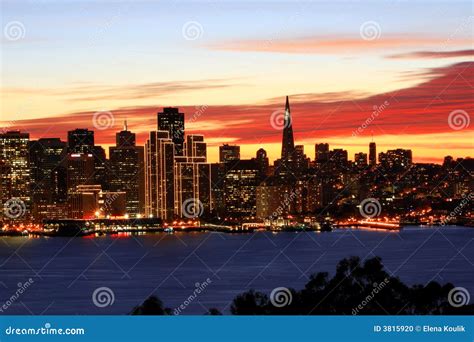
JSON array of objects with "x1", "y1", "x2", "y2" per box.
[{"x1": 1, "y1": 0, "x2": 473, "y2": 163}]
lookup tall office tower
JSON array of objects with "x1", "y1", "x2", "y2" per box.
[
  {"x1": 66, "y1": 153, "x2": 95, "y2": 194},
  {"x1": 174, "y1": 161, "x2": 212, "y2": 219},
  {"x1": 0, "y1": 131, "x2": 31, "y2": 221},
  {"x1": 255, "y1": 148, "x2": 269, "y2": 180},
  {"x1": 109, "y1": 122, "x2": 145, "y2": 217},
  {"x1": 29, "y1": 138, "x2": 67, "y2": 219},
  {"x1": 224, "y1": 159, "x2": 259, "y2": 218},
  {"x1": 315, "y1": 143, "x2": 330, "y2": 163},
  {"x1": 185, "y1": 134, "x2": 207, "y2": 161},
  {"x1": 378, "y1": 149, "x2": 413, "y2": 171},
  {"x1": 354, "y1": 152, "x2": 368, "y2": 169},
  {"x1": 369, "y1": 142, "x2": 377, "y2": 166},
  {"x1": 157, "y1": 107, "x2": 185, "y2": 156},
  {"x1": 145, "y1": 131, "x2": 175, "y2": 221},
  {"x1": 275, "y1": 96, "x2": 296, "y2": 179},
  {"x1": 294, "y1": 145, "x2": 309, "y2": 174},
  {"x1": 219, "y1": 144, "x2": 240, "y2": 163},
  {"x1": 67, "y1": 128, "x2": 94, "y2": 153},
  {"x1": 92, "y1": 146, "x2": 108, "y2": 190},
  {"x1": 281, "y1": 96, "x2": 295, "y2": 161}
]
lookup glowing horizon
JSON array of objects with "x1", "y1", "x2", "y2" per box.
[{"x1": 1, "y1": 0, "x2": 472, "y2": 163}]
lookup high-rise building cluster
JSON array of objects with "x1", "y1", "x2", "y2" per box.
[{"x1": 1, "y1": 97, "x2": 472, "y2": 226}]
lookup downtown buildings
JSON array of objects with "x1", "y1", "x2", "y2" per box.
[{"x1": 1, "y1": 97, "x2": 473, "y2": 226}]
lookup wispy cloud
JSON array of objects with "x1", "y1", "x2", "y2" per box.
[
  {"x1": 388, "y1": 49, "x2": 474, "y2": 59},
  {"x1": 2, "y1": 78, "x2": 242, "y2": 102},
  {"x1": 207, "y1": 35, "x2": 471, "y2": 55}
]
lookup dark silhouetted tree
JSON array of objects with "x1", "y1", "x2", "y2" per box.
[{"x1": 131, "y1": 295, "x2": 172, "y2": 315}]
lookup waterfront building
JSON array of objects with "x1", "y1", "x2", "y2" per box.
[
  {"x1": 68, "y1": 184, "x2": 126, "y2": 219},
  {"x1": 0, "y1": 131, "x2": 31, "y2": 221}
]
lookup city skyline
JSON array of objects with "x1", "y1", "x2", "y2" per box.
[
  {"x1": 1, "y1": 95, "x2": 472, "y2": 225},
  {"x1": 1, "y1": 1, "x2": 473, "y2": 164}
]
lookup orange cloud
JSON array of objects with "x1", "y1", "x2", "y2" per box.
[{"x1": 207, "y1": 35, "x2": 471, "y2": 55}]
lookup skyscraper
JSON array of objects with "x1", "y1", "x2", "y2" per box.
[
  {"x1": 276, "y1": 96, "x2": 296, "y2": 179},
  {"x1": 66, "y1": 153, "x2": 95, "y2": 194},
  {"x1": 67, "y1": 128, "x2": 107, "y2": 189},
  {"x1": 157, "y1": 107, "x2": 185, "y2": 156},
  {"x1": 0, "y1": 131, "x2": 31, "y2": 221},
  {"x1": 281, "y1": 96, "x2": 295, "y2": 161},
  {"x1": 109, "y1": 122, "x2": 145, "y2": 217},
  {"x1": 145, "y1": 131, "x2": 175, "y2": 221},
  {"x1": 224, "y1": 159, "x2": 259, "y2": 218},
  {"x1": 369, "y1": 142, "x2": 377, "y2": 166},
  {"x1": 29, "y1": 138, "x2": 67, "y2": 216},
  {"x1": 255, "y1": 148, "x2": 269, "y2": 180}
]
